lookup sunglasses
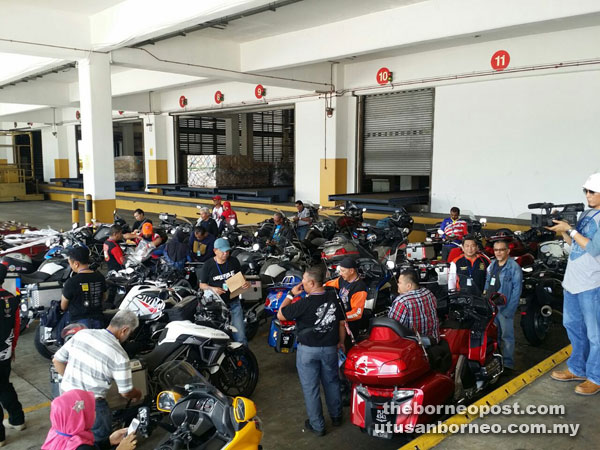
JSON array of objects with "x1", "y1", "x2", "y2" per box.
[{"x1": 583, "y1": 188, "x2": 597, "y2": 195}]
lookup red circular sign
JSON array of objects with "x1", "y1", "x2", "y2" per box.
[
  {"x1": 214, "y1": 91, "x2": 224, "y2": 104},
  {"x1": 376, "y1": 67, "x2": 392, "y2": 85},
  {"x1": 255, "y1": 84, "x2": 265, "y2": 99},
  {"x1": 179, "y1": 95, "x2": 187, "y2": 108},
  {"x1": 491, "y1": 50, "x2": 510, "y2": 71},
  {"x1": 75, "y1": 110, "x2": 81, "y2": 120}
]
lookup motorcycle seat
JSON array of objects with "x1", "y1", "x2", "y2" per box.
[
  {"x1": 369, "y1": 317, "x2": 415, "y2": 339},
  {"x1": 20, "y1": 272, "x2": 51, "y2": 284},
  {"x1": 139, "y1": 341, "x2": 182, "y2": 373}
]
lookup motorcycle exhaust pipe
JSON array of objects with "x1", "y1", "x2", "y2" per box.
[{"x1": 540, "y1": 305, "x2": 553, "y2": 318}]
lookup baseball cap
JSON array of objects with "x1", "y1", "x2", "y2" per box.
[
  {"x1": 214, "y1": 238, "x2": 232, "y2": 252},
  {"x1": 339, "y1": 256, "x2": 358, "y2": 269},
  {"x1": 583, "y1": 173, "x2": 600, "y2": 192},
  {"x1": 213, "y1": 195, "x2": 222, "y2": 201},
  {"x1": 141, "y1": 222, "x2": 153, "y2": 235}
]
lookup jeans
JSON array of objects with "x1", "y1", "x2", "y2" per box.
[
  {"x1": 296, "y1": 226, "x2": 309, "y2": 241},
  {"x1": 296, "y1": 343, "x2": 341, "y2": 432},
  {"x1": 563, "y1": 286, "x2": 600, "y2": 384},
  {"x1": 229, "y1": 299, "x2": 247, "y2": 345},
  {"x1": 495, "y1": 312, "x2": 515, "y2": 369},
  {"x1": 0, "y1": 359, "x2": 24, "y2": 441},
  {"x1": 91, "y1": 398, "x2": 112, "y2": 443}
]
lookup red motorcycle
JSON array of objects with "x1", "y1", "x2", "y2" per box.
[
  {"x1": 344, "y1": 292, "x2": 505, "y2": 439},
  {"x1": 483, "y1": 228, "x2": 554, "y2": 268}
]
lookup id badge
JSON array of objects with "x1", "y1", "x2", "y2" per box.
[
  {"x1": 466, "y1": 278, "x2": 473, "y2": 287},
  {"x1": 490, "y1": 277, "x2": 496, "y2": 286},
  {"x1": 222, "y1": 283, "x2": 228, "y2": 291}
]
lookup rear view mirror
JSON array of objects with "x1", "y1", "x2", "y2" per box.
[{"x1": 489, "y1": 292, "x2": 507, "y2": 306}]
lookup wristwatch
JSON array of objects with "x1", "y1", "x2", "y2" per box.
[{"x1": 568, "y1": 229, "x2": 578, "y2": 238}]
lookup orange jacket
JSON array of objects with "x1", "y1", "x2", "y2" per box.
[{"x1": 325, "y1": 277, "x2": 368, "y2": 321}]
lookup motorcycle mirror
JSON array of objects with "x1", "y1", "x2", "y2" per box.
[
  {"x1": 340, "y1": 206, "x2": 345, "y2": 211},
  {"x1": 489, "y1": 292, "x2": 507, "y2": 306},
  {"x1": 156, "y1": 391, "x2": 181, "y2": 413},
  {"x1": 72, "y1": 223, "x2": 78, "y2": 230},
  {"x1": 233, "y1": 397, "x2": 258, "y2": 423}
]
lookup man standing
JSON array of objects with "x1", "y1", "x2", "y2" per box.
[
  {"x1": 61, "y1": 247, "x2": 106, "y2": 329},
  {"x1": 483, "y1": 240, "x2": 523, "y2": 371},
  {"x1": 548, "y1": 173, "x2": 600, "y2": 395},
  {"x1": 278, "y1": 266, "x2": 346, "y2": 436},
  {"x1": 293, "y1": 201, "x2": 313, "y2": 241},
  {"x1": 389, "y1": 269, "x2": 440, "y2": 342},
  {"x1": 198, "y1": 238, "x2": 250, "y2": 345},
  {"x1": 325, "y1": 257, "x2": 367, "y2": 342},
  {"x1": 212, "y1": 195, "x2": 224, "y2": 228},
  {"x1": 103, "y1": 225, "x2": 125, "y2": 272},
  {"x1": 0, "y1": 263, "x2": 26, "y2": 446},
  {"x1": 448, "y1": 235, "x2": 490, "y2": 295},
  {"x1": 52, "y1": 310, "x2": 143, "y2": 444},
  {"x1": 197, "y1": 207, "x2": 219, "y2": 238}
]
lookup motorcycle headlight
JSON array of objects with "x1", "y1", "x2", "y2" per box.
[
  {"x1": 233, "y1": 397, "x2": 257, "y2": 423},
  {"x1": 230, "y1": 219, "x2": 236, "y2": 226},
  {"x1": 386, "y1": 260, "x2": 395, "y2": 270},
  {"x1": 252, "y1": 243, "x2": 260, "y2": 251},
  {"x1": 20, "y1": 303, "x2": 28, "y2": 313},
  {"x1": 156, "y1": 391, "x2": 181, "y2": 413}
]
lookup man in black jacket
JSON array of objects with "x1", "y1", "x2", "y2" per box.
[{"x1": 0, "y1": 263, "x2": 26, "y2": 445}]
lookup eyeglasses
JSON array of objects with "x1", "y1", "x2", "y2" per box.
[{"x1": 583, "y1": 188, "x2": 597, "y2": 195}]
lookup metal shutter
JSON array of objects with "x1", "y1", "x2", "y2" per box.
[{"x1": 363, "y1": 88, "x2": 434, "y2": 176}]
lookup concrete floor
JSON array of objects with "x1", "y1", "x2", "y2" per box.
[{"x1": 0, "y1": 201, "x2": 576, "y2": 449}]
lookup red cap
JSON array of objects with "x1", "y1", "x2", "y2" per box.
[{"x1": 213, "y1": 195, "x2": 222, "y2": 201}]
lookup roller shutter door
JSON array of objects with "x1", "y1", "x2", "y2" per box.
[{"x1": 363, "y1": 88, "x2": 434, "y2": 176}]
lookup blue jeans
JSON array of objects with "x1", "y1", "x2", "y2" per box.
[
  {"x1": 296, "y1": 226, "x2": 309, "y2": 241},
  {"x1": 91, "y1": 398, "x2": 111, "y2": 443},
  {"x1": 229, "y1": 299, "x2": 247, "y2": 345},
  {"x1": 495, "y1": 312, "x2": 515, "y2": 369},
  {"x1": 563, "y1": 286, "x2": 600, "y2": 384},
  {"x1": 296, "y1": 343, "x2": 341, "y2": 432}
]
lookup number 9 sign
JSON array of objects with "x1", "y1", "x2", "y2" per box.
[{"x1": 255, "y1": 84, "x2": 266, "y2": 99}]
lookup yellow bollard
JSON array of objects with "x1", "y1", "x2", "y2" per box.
[
  {"x1": 71, "y1": 194, "x2": 80, "y2": 225},
  {"x1": 84, "y1": 194, "x2": 93, "y2": 225}
]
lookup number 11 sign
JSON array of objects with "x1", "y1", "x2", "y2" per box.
[{"x1": 491, "y1": 50, "x2": 510, "y2": 71}]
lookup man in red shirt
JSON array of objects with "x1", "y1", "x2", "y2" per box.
[
  {"x1": 388, "y1": 268, "x2": 439, "y2": 342},
  {"x1": 103, "y1": 225, "x2": 125, "y2": 272}
]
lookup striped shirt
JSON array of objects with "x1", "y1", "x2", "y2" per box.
[
  {"x1": 54, "y1": 329, "x2": 133, "y2": 399},
  {"x1": 388, "y1": 287, "x2": 440, "y2": 341}
]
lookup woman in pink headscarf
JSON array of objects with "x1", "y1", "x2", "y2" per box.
[{"x1": 42, "y1": 389, "x2": 136, "y2": 450}]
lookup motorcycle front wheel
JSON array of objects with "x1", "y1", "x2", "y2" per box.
[{"x1": 212, "y1": 346, "x2": 259, "y2": 397}]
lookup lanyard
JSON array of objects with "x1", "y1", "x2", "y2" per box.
[
  {"x1": 577, "y1": 210, "x2": 600, "y2": 234},
  {"x1": 105, "y1": 329, "x2": 116, "y2": 339},
  {"x1": 215, "y1": 260, "x2": 229, "y2": 276}
]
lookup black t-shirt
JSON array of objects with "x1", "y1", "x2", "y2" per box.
[
  {"x1": 454, "y1": 255, "x2": 489, "y2": 296},
  {"x1": 0, "y1": 289, "x2": 18, "y2": 361},
  {"x1": 281, "y1": 288, "x2": 345, "y2": 347},
  {"x1": 62, "y1": 272, "x2": 107, "y2": 321},
  {"x1": 132, "y1": 218, "x2": 152, "y2": 232},
  {"x1": 200, "y1": 219, "x2": 219, "y2": 238},
  {"x1": 199, "y1": 257, "x2": 242, "y2": 303}
]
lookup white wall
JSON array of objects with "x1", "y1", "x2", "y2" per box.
[
  {"x1": 431, "y1": 70, "x2": 600, "y2": 218},
  {"x1": 295, "y1": 99, "x2": 325, "y2": 202},
  {"x1": 41, "y1": 128, "x2": 58, "y2": 181}
]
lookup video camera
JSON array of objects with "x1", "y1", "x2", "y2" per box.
[{"x1": 528, "y1": 202, "x2": 585, "y2": 228}]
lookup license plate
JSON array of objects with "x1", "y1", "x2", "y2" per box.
[
  {"x1": 281, "y1": 333, "x2": 293, "y2": 348},
  {"x1": 372, "y1": 407, "x2": 390, "y2": 424},
  {"x1": 372, "y1": 428, "x2": 390, "y2": 439}
]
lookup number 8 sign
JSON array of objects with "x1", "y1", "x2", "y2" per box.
[{"x1": 491, "y1": 50, "x2": 510, "y2": 71}]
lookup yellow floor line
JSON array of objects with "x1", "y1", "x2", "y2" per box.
[{"x1": 398, "y1": 344, "x2": 572, "y2": 450}]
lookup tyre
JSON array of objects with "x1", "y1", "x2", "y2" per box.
[
  {"x1": 34, "y1": 326, "x2": 57, "y2": 360},
  {"x1": 19, "y1": 317, "x2": 30, "y2": 335},
  {"x1": 520, "y1": 303, "x2": 550, "y2": 346},
  {"x1": 212, "y1": 346, "x2": 259, "y2": 397}
]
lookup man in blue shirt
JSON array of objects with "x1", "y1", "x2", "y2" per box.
[
  {"x1": 484, "y1": 239, "x2": 522, "y2": 371},
  {"x1": 548, "y1": 173, "x2": 600, "y2": 396}
]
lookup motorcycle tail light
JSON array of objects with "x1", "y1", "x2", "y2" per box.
[
  {"x1": 334, "y1": 248, "x2": 348, "y2": 256},
  {"x1": 393, "y1": 389, "x2": 415, "y2": 402},
  {"x1": 265, "y1": 298, "x2": 271, "y2": 307}
]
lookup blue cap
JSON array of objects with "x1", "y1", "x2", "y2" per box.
[{"x1": 214, "y1": 238, "x2": 232, "y2": 252}]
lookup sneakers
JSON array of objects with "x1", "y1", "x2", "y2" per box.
[
  {"x1": 304, "y1": 419, "x2": 325, "y2": 437},
  {"x1": 331, "y1": 416, "x2": 343, "y2": 427},
  {"x1": 550, "y1": 369, "x2": 586, "y2": 382},
  {"x1": 2, "y1": 420, "x2": 26, "y2": 431},
  {"x1": 575, "y1": 380, "x2": 600, "y2": 396}
]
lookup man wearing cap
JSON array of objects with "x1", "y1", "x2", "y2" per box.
[
  {"x1": 198, "y1": 238, "x2": 250, "y2": 344},
  {"x1": 0, "y1": 263, "x2": 26, "y2": 444},
  {"x1": 325, "y1": 257, "x2": 367, "y2": 342},
  {"x1": 197, "y1": 207, "x2": 219, "y2": 238},
  {"x1": 548, "y1": 173, "x2": 600, "y2": 396},
  {"x1": 212, "y1": 196, "x2": 224, "y2": 228}
]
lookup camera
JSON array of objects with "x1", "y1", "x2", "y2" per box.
[{"x1": 529, "y1": 202, "x2": 584, "y2": 228}]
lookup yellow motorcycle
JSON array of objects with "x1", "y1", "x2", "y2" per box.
[{"x1": 145, "y1": 380, "x2": 263, "y2": 450}]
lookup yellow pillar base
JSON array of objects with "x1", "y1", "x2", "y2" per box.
[
  {"x1": 320, "y1": 158, "x2": 347, "y2": 206},
  {"x1": 92, "y1": 199, "x2": 117, "y2": 223},
  {"x1": 54, "y1": 159, "x2": 70, "y2": 179},
  {"x1": 148, "y1": 159, "x2": 168, "y2": 193}
]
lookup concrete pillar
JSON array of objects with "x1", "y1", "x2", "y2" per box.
[
  {"x1": 63, "y1": 124, "x2": 78, "y2": 178},
  {"x1": 240, "y1": 113, "x2": 253, "y2": 157},
  {"x1": 224, "y1": 115, "x2": 240, "y2": 156},
  {"x1": 41, "y1": 128, "x2": 59, "y2": 181},
  {"x1": 78, "y1": 53, "x2": 116, "y2": 222},
  {"x1": 121, "y1": 123, "x2": 135, "y2": 156},
  {"x1": 165, "y1": 117, "x2": 176, "y2": 183},
  {"x1": 143, "y1": 114, "x2": 169, "y2": 192}
]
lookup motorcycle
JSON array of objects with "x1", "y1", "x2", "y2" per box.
[
  {"x1": 519, "y1": 240, "x2": 569, "y2": 346},
  {"x1": 137, "y1": 378, "x2": 263, "y2": 449},
  {"x1": 482, "y1": 227, "x2": 555, "y2": 268},
  {"x1": 344, "y1": 292, "x2": 505, "y2": 439}
]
